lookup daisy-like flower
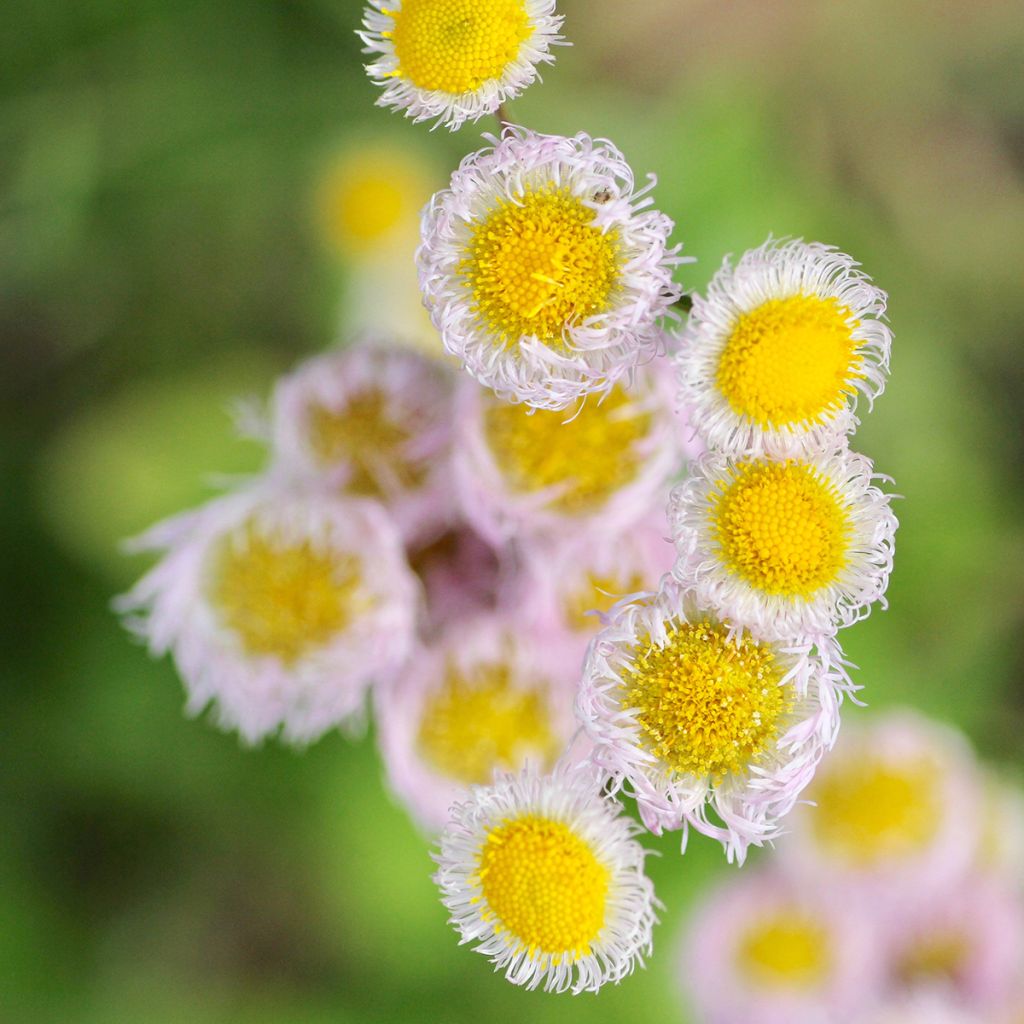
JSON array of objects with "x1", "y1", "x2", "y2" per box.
[
  {"x1": 359, "y1": 0, "x2": 564, "y2": 131},
  {"x1": 269, "y1": 343, "x2": 454, "y2": 544},
  {"x1": 677, "y1": 238, "x2": 892, "y2": 458},
  {"x1": 434, "y1": 763, "x2": 657, "y2": 993},
  {"x1": 376, "y1": 612, "x2": 583, "y2": 829},
  {"x1": 453, "y1": 363, "x2": 680, "y2": 542},
  {"x1": 780, "y1": 711, "x2": 981, "y2": 895},
  {"x1": 669, "y1": 447, "x2": 897, "y2": 638},
  {"x1": 116, "y1": 481, "x2": 417, "y2": 744},
  {"x1": 418, "y1": 128, "x2": 682, "y2": 408},
  {"x1": 576, "y1": 579, "x2": 848, "y2": 862},
  {"x1": 678, "y1": 868, "x2": 884, "y2": 1024}
]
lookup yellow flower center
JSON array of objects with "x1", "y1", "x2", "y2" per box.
[
  {"x1": 564, "y1": 572, "x2": 646, "y2": 631},
  {"x1": 477, "y1": 814, "x2": 609, "y2": 957},
  {"x1": 461, "y1": 184, "x2": 621, "y2": 349},
  {"x1": 416, "y1": 664, "x2": 560, "y2": 783},
  {"x1": 483, "y1": 386, "x2": 651, "y2": 514},
  {"x1": 621, "y1": 620, "x2": 791, "y2": 780},
  {"x1": 716, "y1": 295, "x2": 863, "y2": 427},
  {"x1": 810, "y1": 758, "x2": 941, "y2": 866},
  {"x1": 387, "y1": 0, "x2": 533, "y2": 95},
  {"x1": 737, "y1": 913, "x2": 831, "y2": 990},
  {"x1": 898, "y1": 930, "x2": 968, "y2": 986},
  {"x1": 307, "y1": 390, "x2": 426, "y2": 498},
  {"x1": 709, "y1": 460, "x2": 851, "y2": 597},
  {"x1": 209, "y1": 522, "x2": 363, "y2": 663}
]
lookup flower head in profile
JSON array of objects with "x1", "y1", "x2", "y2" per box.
[
  {"x1": 269, "y1": 343, "x2": 455, "y2": 544},
  {"x1": 419, "y1": 128, "x2": 682, "y2": 408},
  {"x1": 677, "y1": 238, "x2": 892, "y2": 458},
  {"x1": 359, "y1": 0, "x2": 564, "y2": 131},
  {"x1": 375, "y1": 612, "x2": 583, "y2": 829},
  {"x1": 679, "y1": 868, "x2": 884, "y2": 1024},
  {"x1": 669, "y1": 447, "x2": 897, "y2": 639},
  {"x1": 434, "y1": 763, "x2": 657, "y2": 993},
  {"x1": 453, "y1": 364, "x2": 680, "y2": 542},
  {"x1": 116, "y1": 481, "x2": 417, "y2": 744},
  {"x1": 576, "y1": 580, "x2": 848, "y2": 862}
]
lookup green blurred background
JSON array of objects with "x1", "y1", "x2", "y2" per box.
[{"x1": 3, "y1": 1, "x2": 1023, "y2": 1020}]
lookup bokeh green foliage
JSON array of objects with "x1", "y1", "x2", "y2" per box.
[{"x1": 2, "y1": 0, "x2": 1023, "y2": 1021}]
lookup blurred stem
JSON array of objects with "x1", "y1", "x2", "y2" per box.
[{"x1": 496, "y1": 103, "x2": 513, "y2": 132}]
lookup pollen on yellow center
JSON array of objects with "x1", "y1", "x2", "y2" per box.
[
  {"x1": 307, "y1": 390, "x2": 426, "y2": 497},
  {"x1": 621, "y1": 619, "x2": 791, "y2": 781},
  {"x1": 809, "y1": 757, "x2": 941, "y2": 866},
  {"x1": 416, "y1": 663, "x2": 560, "y2": 783},
  {"x1": 210, "y1": 522, "x2": 363, "y2": 663},
  {"x1": 565, "y1": 572, "x2": 646, "y2": 631},
  {"x1": 716, "y1": 295, "x2": 863, "y2": 427},
  {"x1": 477, "y1": 814, "x2": 609, "y2": 957},
  {"x1": 461, "y1": 184, "x2": 621, "y2": 349},
  {"x1": 737, "y1": 913, "x2": 831, "y2": 990},
  {"x1": 483, "y1": 386, "x2": 651, "y2": 514},
  {"x1": 388, "y1": 0, "x2": 533, "y2": 94},
  {"x1": 710, "y1": 460, "x2": 851, "y2": 597}
]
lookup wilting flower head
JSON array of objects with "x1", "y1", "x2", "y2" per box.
[
  {"x1": 375, "y1": 612, "x2": 584, "y2": 829},
  {"x1": 453, "y1": 364, "x2": 680, "y2": 542},
  {"x1": 359, "y1": 0, "x2": 564, "y2": 131},
  {"x1": 780, "y1": 711, "x2": 981, "y2": 895},
  {"x1": 576, "y1": 579, "x2": 848, "y2": 862},
  {"x1": 269, "y1": 343, "x2": 454, "y2": 544},
  {"x1": 679, "y1": 868, "x2": 885, "y2": 1024},
  {"x1": 116, "y1": 481, "x2": 417, "y2": 744},
  {"x1": 418, "y1": 128, "x2": 682, "y2": 408},
  {"x1": 677, "y1": 238, "x2": 892, "y2": 458},
  {"x1": 434, "y1": 763, "x2": 657, "y2": 993},
  {"x1": 669, "y1": 447, "x2": 897, "y2": 639}
]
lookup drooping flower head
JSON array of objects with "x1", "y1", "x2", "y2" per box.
[
  {"x1": 269, "y1": 343, "x2": 455, "y2": 544},
  {"x1": 677, "y1": 238, "x2": 892, "y2": 458},
  {"x1": 419, "y1": 128, "x2": 682, "y2": 408},
  {"x1": 670, "y1": 447, "x2": 897, "y2": 638},
  {"x1": 434, "y1": 764, "x2": 657, "y2": 993},
  {"x1": 116, "y1": 481, "x2": 417, "y2": 744},
  {"x1": 576, "y1": 580, "x2": 847, "y2": 862},
  {"x1": 376, "y1": 612, "x2": 583, "y2": 829},
  {"x1": 359, "y1": 0, "x2": 564, "y2": 131},
  {"x1": 453, "y1": 363, "x2": 680, "y2": 541},
  {"x1": 678, "y1": 867, "x2": 885, "y2": 1024}
]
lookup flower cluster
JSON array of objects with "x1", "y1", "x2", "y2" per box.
[{"x1": 677, "y1": 711, "x2": 1024, "y2": 1024}]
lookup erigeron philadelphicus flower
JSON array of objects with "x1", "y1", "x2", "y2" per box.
[
  {"x1": 852, "y1": 994, "x2": 985, "y2": 1024},
  {"x1": 678, "y1": 868, "x2": 885, "y2": 1024},
  {"x1": 779, "y1": 711, "x2": 981, "y2": 896},
  {"x1": 359, "y1": 0, "x2": 564, "y2": 132},
  {"x1": 418, "y1": 128, "x2": 683, "y2": 409},
  {"x1": 669, "y1": 447, "x2": 897, "y2": 639},
  {"x1": 116, "y1": 482, "x2": 417, "y2": 744},
  {"x1": 434, "y1": 763, "x2": 657, "y2": 993},
  {"x1": 882, "y1": 874, "x2": 1024, "y2": 1012},
  {"x1": 376, "y1": 612, "x2": 585, "y2": 830},
  {"x1": 576, "y1": 579, "x2": 848, "y2": 862},
  {"x1": 676, "y1": 238, "x2": 892, "y2": 458},
  {"x1": 453, "y1": 363, "x2": 680, "y2": 543},
  {"x1": 269, "y1": 343, "x2": 454, "y2": 544}
]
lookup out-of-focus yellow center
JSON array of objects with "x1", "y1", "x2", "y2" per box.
[
  {"x1": 461, "y1": 184, "x2": 621, "y2": 349},
  {"x1": 387, "y1": 0, "x2": 532, "y2": 94},
  {"x1": 621, "y1": 619, "x2": 791, "y2": 780},
  {"x1": 564, "y1": 571, "x2": 646, "y2": 631},
  {"x1": 810, "y1": 757, "x2": 940, "y2": 866},
  {"x1": 483, "y1": 387, "x2": 651, "y2": 514},
  {"x1": 737, "y1": 913, "x2": 831, "y2": 989},
  {"x1": 416, "y1": 664, "x2": 560, "y2": 783},
  {"x1": 210, "y1": 522, "x2": 362, "y2": 663},
  {"x1": 307, "y1": 390, "x2": 426, "y2": 497},
  {"x1": 709, "y1": 460, "x2": 851, "y2": 597},
  {"x1": 898, "y1": 930, "x2": 968, "y2": 985},
  {"x1": 717, "y1": 295, "x2": 862, "y2": 427},
  {"x1": 477, "y1": 814, "x2": 609, "y2": 957}
]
